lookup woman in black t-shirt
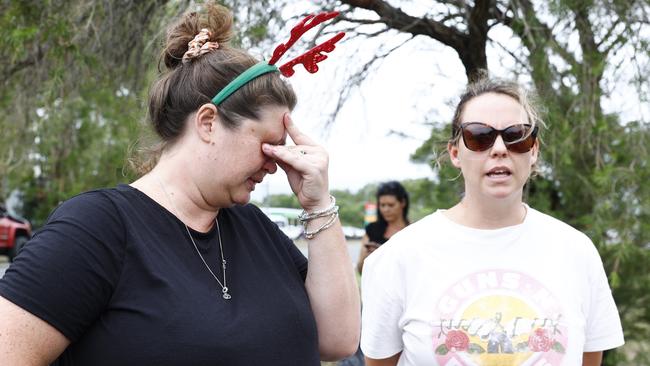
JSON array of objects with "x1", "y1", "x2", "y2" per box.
[{"x1": 356, "y1": 181, "x2": 410, "y2": 274}]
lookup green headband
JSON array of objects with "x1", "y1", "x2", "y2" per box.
[{"x1": 211, "y1": 61, "x2": 279, "y2": 105}]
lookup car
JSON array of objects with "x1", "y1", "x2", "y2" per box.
[{"x1": 0, "y1": 204, "x2": 32, "y2": 262}]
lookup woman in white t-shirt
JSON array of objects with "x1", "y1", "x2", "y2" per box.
[{"x1": 360, "y1": 77, "x2": 624, "y2": 366}]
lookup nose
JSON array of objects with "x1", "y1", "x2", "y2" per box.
[
  {"x1": 490, "y1": 134, "x2": 508, "y2": 157},
  {"x1": 262, "y1": 156, "x2": 278, "y2": 174}
]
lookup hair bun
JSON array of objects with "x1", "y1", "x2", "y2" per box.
[{"x1": 161, "y1": 2, "x2": 234, "y2": 70}]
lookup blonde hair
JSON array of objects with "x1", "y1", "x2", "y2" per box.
[{"x1": 449, "y1": 75, "x2": 544, "y2": 146}]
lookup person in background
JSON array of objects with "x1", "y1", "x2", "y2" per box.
[
  {"x1": 360, "y1": 77, "x2": 624, "y2": 366},
  {"x1": 339, "y1": 181, "x2": 410, "y2": 366},
  {"x1": 0, "y1": 3, "x2": 359, "y2": 365},
  {"x1": 356, "y1": 181, "x2": 410, "y2": 275}
]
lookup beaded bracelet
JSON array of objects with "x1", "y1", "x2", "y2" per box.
[
  {"x1": 298, "y1": 195, "x2": 336, "y2": 222},
  {"x1": 303, "y1": 211, "x2": 339, "y2": 239}
]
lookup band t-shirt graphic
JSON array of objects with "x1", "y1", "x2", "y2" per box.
[
  {"x1": 360, "y1": 207, "x2": 624, "y2": 366},
  {"x1": 432, "y1": 270, "x2": 568, "y2": 365}
]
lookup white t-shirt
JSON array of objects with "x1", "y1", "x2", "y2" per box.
[{"x1": 360, "y1": 206, "x2": 624, "y2": 366}]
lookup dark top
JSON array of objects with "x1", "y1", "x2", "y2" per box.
[
  {"x1": 365, "y1": 222, "x2": 388, "y2": 245},
  {"x1": 0, "y1": 184, "x2": 319, "y2": 366}
]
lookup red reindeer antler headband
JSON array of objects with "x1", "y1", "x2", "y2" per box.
[{"x1": 212, "y1": 11, "x2": 345, "y2": 105}]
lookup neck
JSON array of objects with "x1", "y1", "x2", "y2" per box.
[
  {"x1": 386, "y1": 217, "x2": 407, "y2": 229},
  {"x1": 132, "y1": 153, "x2": 219, "y2": 232},
  {"x1": 447, "y1": 192, "x2": 526, "y2": 229}
]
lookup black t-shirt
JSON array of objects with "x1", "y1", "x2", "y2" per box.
[
  {"x1": 365, "y1": 222, "x2": 388, "y2": 245},
  {"x1": 0, "y1": 185, "x2": 319, "y2": 365}
]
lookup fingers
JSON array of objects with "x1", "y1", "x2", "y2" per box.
[
  {"x1": 262, "y1": 114, "x2": 330, "y2": 210},
  {"x1": 262, "y1": 114, "x2": 323, "y2": 170},
  {"x1": 284, "y1": 113, "x2": 316, "y2": 146},
  {"x1": 262, "y1": 143, "x2": 323, "y2": 172}
]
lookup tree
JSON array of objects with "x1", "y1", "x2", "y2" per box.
[
  {"x1": 0, "y1": 0, "x2": 177, "y2": 223},
  {"x1": 0, "y1": 0, "x2": 285, "y2": 225}
]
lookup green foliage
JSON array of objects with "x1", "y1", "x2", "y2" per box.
[
  {"x1": 0, "y1": 0, "x2": 172, "y2": 224},
  {"x1": 331, "y1": 188, "x2": 371, "y2": 228},
  {"x1": 408, "y1": 123, "x2": 463, "y2": 217},
  {"x1": 264, "y1": 193, "x2": 301, "y2": 209},
  {"x1": 0, "y1": 0, "x2": 285, "y2": 224}
]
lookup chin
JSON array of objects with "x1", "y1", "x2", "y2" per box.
[
  {"x1": 224, "y1": 188, "x2": 251, "y2": 207},
  {"x1": 233, "y1": 195, "x2": 251, "y2": 206},
  {"x1": 485, "y1": 187, "x2": 521, "y2": 200}
]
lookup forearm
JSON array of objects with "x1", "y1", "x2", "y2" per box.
[{"x1": 304, "y1": 217, "x2": 360, "y2": 360}]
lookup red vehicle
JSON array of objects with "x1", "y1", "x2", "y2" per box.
[{"x1": 0, "y1": 204, "x2": 31, "y2": 262}]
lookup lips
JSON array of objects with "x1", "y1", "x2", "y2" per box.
[
  {"x1": 246, "y1": 175, "x2": 265, "y2": 191},
  {"x1": 486, "y1": 166, "x2": 512, "y2": 178}
]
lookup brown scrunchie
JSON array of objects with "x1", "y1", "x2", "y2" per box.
[{"x1": 182, "y1": 28, "x2": 219, "y2": 63}]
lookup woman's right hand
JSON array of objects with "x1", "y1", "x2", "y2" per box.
[{"x1": 261, "y1": 114, "x2": 331, "y2": 213}]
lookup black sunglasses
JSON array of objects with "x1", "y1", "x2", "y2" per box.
[{"x1": 459, "y1": 122, "x2": 538, "y2": 153}]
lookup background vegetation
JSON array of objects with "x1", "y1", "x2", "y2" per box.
[{"x1": 1, "y1": 0, "x2": 648, "y2": 364}]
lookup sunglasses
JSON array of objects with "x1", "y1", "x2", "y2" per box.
[{"x1": 459, "y1": 122, "x2": 538, "y2": 153}]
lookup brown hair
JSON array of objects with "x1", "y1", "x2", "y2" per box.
[
  {"x1": 449, "y1": 75, "x2": 544, "y2": 145},
  {"x1": 136, "y1": 2, "x2": 296, "y2": 173}
]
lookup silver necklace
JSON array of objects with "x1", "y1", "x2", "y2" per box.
[{"x1": 156, "y1": 177, "x2": 231, "y2": 300}]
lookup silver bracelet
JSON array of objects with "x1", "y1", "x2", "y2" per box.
[
  {"x1": 303, "y1": 211, "x2": 339, "y2": 239},
  {"x1": 298, "y1": 195, "x2": 336, "y2": 222}
]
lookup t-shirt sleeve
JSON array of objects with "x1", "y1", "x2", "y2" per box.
[
  {"x1": 0, "y1": 191, "x2": 126, "y2": 342},
  {"x1": 582, "y1": 239, "x2": 625, "y2": 352},
  {"x1": 360, "y1": 245, "x2": 404, "y2": 359},
  {"x1": 286, "y1": 234, "x2": 308, "y2": 281}
]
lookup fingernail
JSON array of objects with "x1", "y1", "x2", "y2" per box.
[{"x1": 262, "y1": 143, "x2": 274, "y2": 153}]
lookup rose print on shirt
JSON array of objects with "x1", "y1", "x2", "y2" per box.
[
  {"x1": 526, "y1": 327, "x2": 566, "y2": 354},
  {"x1": 432, "y1": 270, "x2": 567, "y2": 365},
  {"x1": 436, "y1": 329, "x2": 484, "y2": 355},
  {"x1": 445, "y1": 330, "x2": 470, "y2": 351},
  {"x1": 528, "y1": 328, "x2": 553, "y2": 352}
]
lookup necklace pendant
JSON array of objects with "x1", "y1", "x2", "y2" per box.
[{"x1": 222, "y1": 287, "x2": 231, "y2": 300}]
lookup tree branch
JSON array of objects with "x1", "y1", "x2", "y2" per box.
[
  {"x1": 339, "y1": 0, "x2": 498, "y2": 80},
  {"x1": 326, "y1": 35, "x2": 414, "y2": 126},
  {"x1": 339, "y1": 0, "x2": 466, "y2": 50}
]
